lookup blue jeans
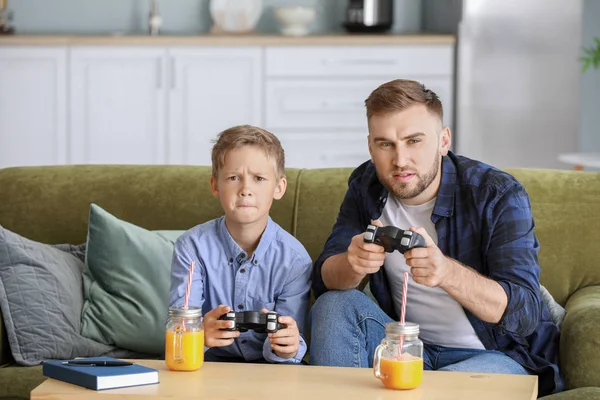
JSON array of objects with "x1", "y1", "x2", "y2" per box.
[{"x1": 309, "y1": 290, "x2": 529, "y2": 375}]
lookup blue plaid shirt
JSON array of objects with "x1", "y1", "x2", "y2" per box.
[{"x1": 312, "y1": 151, "x2": 562, "y2": 396}]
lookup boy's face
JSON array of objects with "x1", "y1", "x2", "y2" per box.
[{"x1": 210, "y1": 146, "x2": 286, "y2": 228}]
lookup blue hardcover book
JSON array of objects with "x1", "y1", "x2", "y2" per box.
[{"x1": 42, "y1": 357, "x2": 159, "y2": 390}]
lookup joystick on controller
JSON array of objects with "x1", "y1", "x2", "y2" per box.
[
  {"x1": 218, "y1": 310, "x2": 286, "y2": 334},
  {"x1": 363, "y1": 224, "x2": 427, "y2": 254}
]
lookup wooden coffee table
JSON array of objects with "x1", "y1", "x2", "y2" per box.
[{"x1": 31, "y1": 359, "x2": 538, "y2": 400}]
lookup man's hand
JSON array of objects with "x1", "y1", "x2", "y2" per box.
[
  {"x1": 203, "y1": 305, "x2": 240, "y2": 348},
  {"x1": 346, "y1": 219, "x2": 387, "y2": 278},
  {"x1": 403, "y1": 227, "x2": 455, "y2": 288},
  {"x1": 261, "y1": 308, "x2": 300, "y2": 359}
]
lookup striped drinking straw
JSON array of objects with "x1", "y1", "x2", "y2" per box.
[
  {"x1": 184, "y1": 260, "x2": 195, "y2": 310},
  {"x1": 399, "y1": 271, "x2": 409, "y2": 357}
]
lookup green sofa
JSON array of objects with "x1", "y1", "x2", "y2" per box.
[{"x1": 0, "y1": 165, "x2": 599, "y2": 400}]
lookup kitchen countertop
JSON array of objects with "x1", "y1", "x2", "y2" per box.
[{"x1": 0, "y1": 33, "x2": 455, "y2": 46}]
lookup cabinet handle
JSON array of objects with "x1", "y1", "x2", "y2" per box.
[
  {"x1": 321, "y1": 58, "x2": 397, "y2": 66},
  {"x1": 170, "y1": 57, "x2": 176, "y2": 89},
  {"x1": 156, "y1": 59, "x2": 162, "y2": 89},
  {"x1": 282, "y1": 99, "x2": 364, "y2": 112}
]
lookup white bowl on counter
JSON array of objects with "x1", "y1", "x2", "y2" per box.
[
  {"x1": 210, "y1": 0, "x2": 263, "y2": 34},
  {"x1": 273, "y1": 6, "x2": 316, "y2": 37}
]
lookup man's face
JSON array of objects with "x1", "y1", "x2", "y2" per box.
[
  {"x1": 210, "y1": 146, "x2": 286, "y2": 228},
  {"x1": 368, "y1": 105, "x2": 451, "y2": 205}
]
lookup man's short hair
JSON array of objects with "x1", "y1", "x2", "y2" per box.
[
  {"x1": 211, "y1": 125, "x2": 285, "y2": 179},
  {"x1": 365, "y1": 79, "x2": 443, "y2": 122}
]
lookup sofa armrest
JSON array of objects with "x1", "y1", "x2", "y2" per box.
[{"x1": 561, "y1": 285, "x2": 600, "y2": 390}]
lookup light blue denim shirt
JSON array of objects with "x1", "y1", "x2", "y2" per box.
[{"x1": 169, "y1": 216, "x2": 312, "y2": 363}]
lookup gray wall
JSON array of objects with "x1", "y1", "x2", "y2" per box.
[
  {"x1": 580, "y1": 0, "x2": 600, "y2": 152},
  {"x1": 6, "y1": 0, "x2": 424, "y2": 35},
  {"x1": 421, "y1": 0, "x2": 461, "y2": 34}
]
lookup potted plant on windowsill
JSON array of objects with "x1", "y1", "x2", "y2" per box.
[
  {"x1": 558, "y1": 38, "x2": 600, "y2": 170},
  {"x1": 581, "y1": 37, "x2": 600, "y2": 73}
]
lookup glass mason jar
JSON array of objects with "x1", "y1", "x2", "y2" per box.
[
  {"x1": 373, "y1": 322, "x2": 424, "y2": 390},
  {"x1": 165, "y1": 306, "x2": 204, "y2": 371}
]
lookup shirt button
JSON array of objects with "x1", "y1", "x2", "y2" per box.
[
  {"x1": 240, "y1": 268, "x2": 246, "y2": 273},
  {"x1": 237, "y1": 304, "x2": 244, "y2": 310},
  {"x1": 228, "y1": 258, "x2": 233, "y2": 264},
  {"x1": 253, "y1": 260, "x2": 258, "y2": 265}
]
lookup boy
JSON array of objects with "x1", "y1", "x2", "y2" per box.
[{"x1": 169, "y1": 125, "x2": 312, "y2": 364}]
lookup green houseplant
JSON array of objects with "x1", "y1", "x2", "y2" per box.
[{"x1": 581, "y1": 37, "x2": 600, "y2": 72}]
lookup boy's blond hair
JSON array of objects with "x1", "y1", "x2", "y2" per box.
[{"x1": 211, "y1": 125, "x2": 285, "y2": 179}]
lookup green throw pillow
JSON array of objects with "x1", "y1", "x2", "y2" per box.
[{"x1": 81, "y1": 204, "x2": 185, "y2": 355}]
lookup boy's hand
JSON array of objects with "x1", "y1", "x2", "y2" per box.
[
  {"x1": 203, "y1": 305, "x2": 240, "y2": 348},
  {"x1": 261, "y1": 308, "x2": 299, "y2": 359}
]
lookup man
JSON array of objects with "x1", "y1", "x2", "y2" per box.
[{"x1": 310, "y1": 80, "x2": 561, "y2": 396}]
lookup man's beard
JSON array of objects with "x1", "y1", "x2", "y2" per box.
[{"x1": 378, "y1": 152, "x2": 440, "y2": 200}]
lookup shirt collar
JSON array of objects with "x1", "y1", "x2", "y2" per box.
[
  {"x1": 217, "y1": 216, "x2": 276, "y2": 266},
  {"x1": 432, "y1": 153, "x2": 457, "y2": 220}
]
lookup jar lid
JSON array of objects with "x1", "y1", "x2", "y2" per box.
[
  {"x1": 385, "y1": 321, "x2": 419, "y2": 335},
  {"x1": 168, "y1": 306, "x2": 202, "y2": 318}
]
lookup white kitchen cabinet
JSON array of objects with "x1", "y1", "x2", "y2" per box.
[
  {"x1": 0, "y1": 47, "x2": 67, "y2": 168},
  {"x1": 266, "y1": 77, "x2": 452, "y2": 131},
  {"x1": 278, "y1": 131, "x2": 371, "y2": 169},
  {"x1": 266, "y1": 80, "x2": 371, "y2": 131},
  {"x1": 0, "y1": 41, "x2": 454, "y2": 170},
  {"x1": 265, "y1": 45, "x2": 454, "y2": 78},
  {"x1": 265, "y1": 45, "x2": 454, "y2": 169},
  {"x1": 168, "y1": 47, "x2": 262, "y2": 165},
  {"x1": 70, "y1": 47, "x2": 168, "y2": 164},
  {"x1": 269, "y1": 75, "x2": 452, "y2": 169},
  {"x1": 69, "y1": 47, "x2": 262, "y2": 166}
]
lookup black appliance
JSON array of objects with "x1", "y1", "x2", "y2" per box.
[{"x1": 343, "y1": 0, "x2": 394, "y2": 33}]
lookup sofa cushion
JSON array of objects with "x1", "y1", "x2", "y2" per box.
[
  {"x1": 81, "y1": 204, "x2": 184, "y2": 356},
  {"x1": 539, "y1": 387, "x2": 600, "y2": 399},
  {"x1": 0, "y1": 226, "x2": 117, "y2": 366}
]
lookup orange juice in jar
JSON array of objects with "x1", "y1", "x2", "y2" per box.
[
  {"x1": 165, "y1": 306, "x2": 204, "y2": 371},
  {"x1": 374, "y1": 322, "x2": 423, "y2": 390}
]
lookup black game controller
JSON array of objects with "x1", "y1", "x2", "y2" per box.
[
  {"x1": 218, "y1": 311, "x2": 286, "y2": 334},
  {"x1": 363, "y1": 224, "x2": 427, "y2": 254}
]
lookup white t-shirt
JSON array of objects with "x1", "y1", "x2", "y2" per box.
[{"x1": 379, "y1": 194, "x2": 485, "y2": 349}]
